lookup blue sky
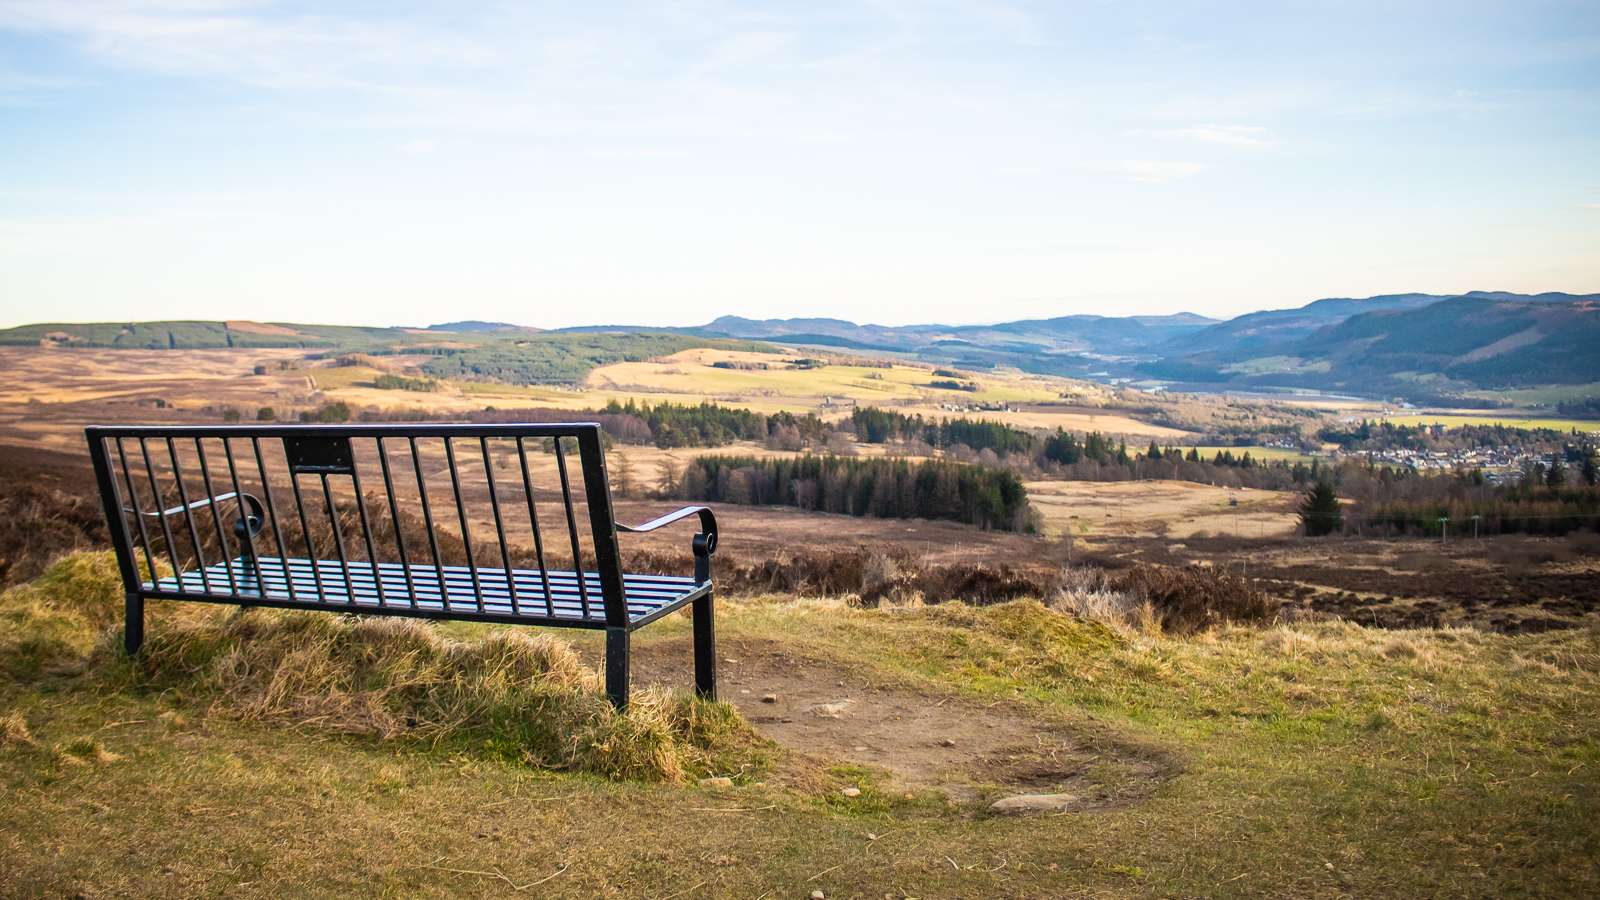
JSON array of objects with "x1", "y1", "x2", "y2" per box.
[{"x1": 1, "y1": 1, "x2": 1596, "y2": 329}]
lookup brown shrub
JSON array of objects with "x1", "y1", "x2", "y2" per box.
[
  {"x1": 0, "y1": 482, "x2": 110, "y2": 590},
  {"x1": 631, "y1": 544, "x2": 1054, "y2": 607},
  {"x1": 1488, "y1": 537, "x2": 1575, "y2": 569},
  {"x1": 1110, "y1": 564, "x2": 1277, "y2": 633}
]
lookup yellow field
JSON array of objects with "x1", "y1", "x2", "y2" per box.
[
  {"x1": 1185, "y1": 445, "x2": 1314, "y2": 462},
  {"x1": 579, "y1": 348, "x2": 1194, "y2": 438},
  {"x1": 1376, "y1": 412, "x2": 1600, "y2": 433},
  {"x1": 584, "y1": 348, "x2": 1062, "y2": 405},
  {"x1": 1024, "y1": 478, "x2": 1300, "y2": 539}
]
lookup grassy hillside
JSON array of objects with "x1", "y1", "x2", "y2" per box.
[
  {"x1": 0, "y1": 320, "x2": 414, "y2": 350},
  {"x1": 2, "y1": 552, "x2": 1596, "y2": 898}
]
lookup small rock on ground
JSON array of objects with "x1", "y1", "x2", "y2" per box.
[
  {"x1": 841, "y1": 787, "x2": 862, "y2": 797},
  {"x1": 698, "y1": 777, "x2": 733, "y2": 789},
  {"x1": 990, "y1": 792, "x2": 1080, "y2": 813}
]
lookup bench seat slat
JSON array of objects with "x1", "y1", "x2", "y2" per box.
[{"x1": 147, "y1": 558, "x2": 702, "y2": 624}]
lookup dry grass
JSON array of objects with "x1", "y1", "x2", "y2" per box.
[
  {"x1": 1, "y1": 551, "x2": 764, "y2": 785},
  {"x1": 103, "y1": 607, "x2": 766, "y2": 784},
  {"x1": 0, "y1": 551, "x2": 163, "y2": 681},
  {"x1": 0, "y1": 709, "x2": 35, "y2": 747},
  {"x1": 1, "y1": 553, "x2": 1598, "y2": 898}
]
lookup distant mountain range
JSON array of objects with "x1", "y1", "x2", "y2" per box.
[
  {"x1": 3, "y1": 290, "x2": 1595, "y2": 402},
  {"x1": 551, "y1": 291, "x2": 1600, "y2": 399},
  {"x1": 553, "y1": 311, "x2": 1221, "y2": 357}
]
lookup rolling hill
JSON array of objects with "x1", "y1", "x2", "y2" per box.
[{"x1": 1140, "y1": 296, "x2": 1600, "y2": 400}]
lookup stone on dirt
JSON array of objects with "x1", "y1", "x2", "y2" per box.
[
  {"x1": 990, "y1": 792, "x2": 1080, "y2": 813},
  {"x1": 761, "y1": 694, "x2": 778, "y2": 703},
  {"x1": 698, "y1": 777, "x2": 733, "y2": 789},
  {"x1": 809, "y1": 699, "x2": 852, "y2": 718}
]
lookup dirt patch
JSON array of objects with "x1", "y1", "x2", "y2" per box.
[{"x1": 612, "y1": 635, "x2": 1168, "y2": 806}]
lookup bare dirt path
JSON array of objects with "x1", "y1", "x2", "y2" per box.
[{"x1": 609, "y1": 635, "x2": 1169, "y2": 806}]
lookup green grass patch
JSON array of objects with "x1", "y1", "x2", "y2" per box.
[{"x1": 1463, "y1": 382, "x2": 1600, "y2": 408}]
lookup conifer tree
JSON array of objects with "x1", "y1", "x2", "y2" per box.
[{"x1": 1299, "y1": 481, "x2": 1343, "y2": 537}]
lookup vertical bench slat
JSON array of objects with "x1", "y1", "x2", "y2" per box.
[
  {"x1": 251, "y1": 437, "x2": 299, "y2": 602},
  {"x1": 165, "y1": 438, "x2": 213, "y2": 593},
  {"x1": 553, "y1": 438, "x2": 592, "y2": 620},
  {"x1": 377, "y1": 438, "x2": 419, "y2": 610},
  {"x1": 115, "y1": 438, "x2": 160, "y2": 587},
  {"x1": 286, "y1": 449, "x2": 329, "y2": 601},
  {"x1": 443, "y1": 437, "x2": 485, "y2": 614},
  {"x1": 516, "y1": 436, "x2": 556, "y2": 617},
  {"x1": 318, "y1": 472, "x2": 355, "y2": 604},
  {"x1": 409, "y1": 437, "x2": 452, "y2": 612},
  {"x1": 138, "y1": 439, "x2": 184, "y2": 590},
  {"x1": 481, "y1": 437, "x2": 520, "y2": 617},
  {"x1": 219, "y1": 438, "x2": 266, "y2": 593},
  {"x1": 347, "y1": 450, "x2": 388, "y2": 608},
  {"x1": 194, "y1": 438, "x2": 240, "y2": 595}
]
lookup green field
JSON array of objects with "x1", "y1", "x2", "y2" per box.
[{"x1": 1463, "y1": 382, "x2": 1600, "y2": 408}]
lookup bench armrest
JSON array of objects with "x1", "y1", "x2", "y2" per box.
[
  {"x1": 617, "y1": 506, "x2": 718, "y2": 584},
  {"x1": 617, "y1": 506, "x2": 715, "y2": 538},
  {"x1": 135, "y1": 491, "x2": 265, "y2": 543}
]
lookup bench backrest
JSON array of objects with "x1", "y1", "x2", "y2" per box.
[{"x1": 85, "y1": 423, "x2": 636, "y2": 626}]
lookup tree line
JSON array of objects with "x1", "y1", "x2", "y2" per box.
[
  {"x1": 659, "y1": 454, "x2": 1033, "y2": 532},
  {"x1": 849, "y1": 407, "x2": 1037, "y2": 454}
]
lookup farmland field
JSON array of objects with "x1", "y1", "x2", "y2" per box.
[
  {"x1": 1184, "y1": 445, "x2": 1315, "y2": 463},
  {"x1": 1376, "y1": 412, "x2": 1600, "y2": 433}
]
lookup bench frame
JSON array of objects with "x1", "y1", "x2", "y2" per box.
[{"x1": 85, "y1": 422, "x2": 717, "y2": 708}]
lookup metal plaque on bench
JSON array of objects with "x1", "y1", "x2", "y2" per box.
[{"x1": 285, "y1": 435, "x2": 355, "y2": 474}]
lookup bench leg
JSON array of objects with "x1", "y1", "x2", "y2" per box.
[
  {"x1": 124, "y1": 593, "x2": 144, "y2": 656},
  {"x1": 693, "y1": 590, "x2": 716, "y2": 701},
  {"x1": 605, "y1": 627, "x2": 630, "y2": 710}
]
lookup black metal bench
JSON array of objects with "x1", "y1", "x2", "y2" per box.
[{"x1": 84, "y1": 423, "x2": 718, "y2": 708}]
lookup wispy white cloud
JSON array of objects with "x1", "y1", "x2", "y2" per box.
[
  {"x1": 1070, "y1": 160, "x2": 1207, "y2": 183},
  {"x1": 1143, "y1": 124, "x2": 1269, "y2": 146},
  {"x1": 587, "y1": 148, "x2": 688, "y2": 158}
]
